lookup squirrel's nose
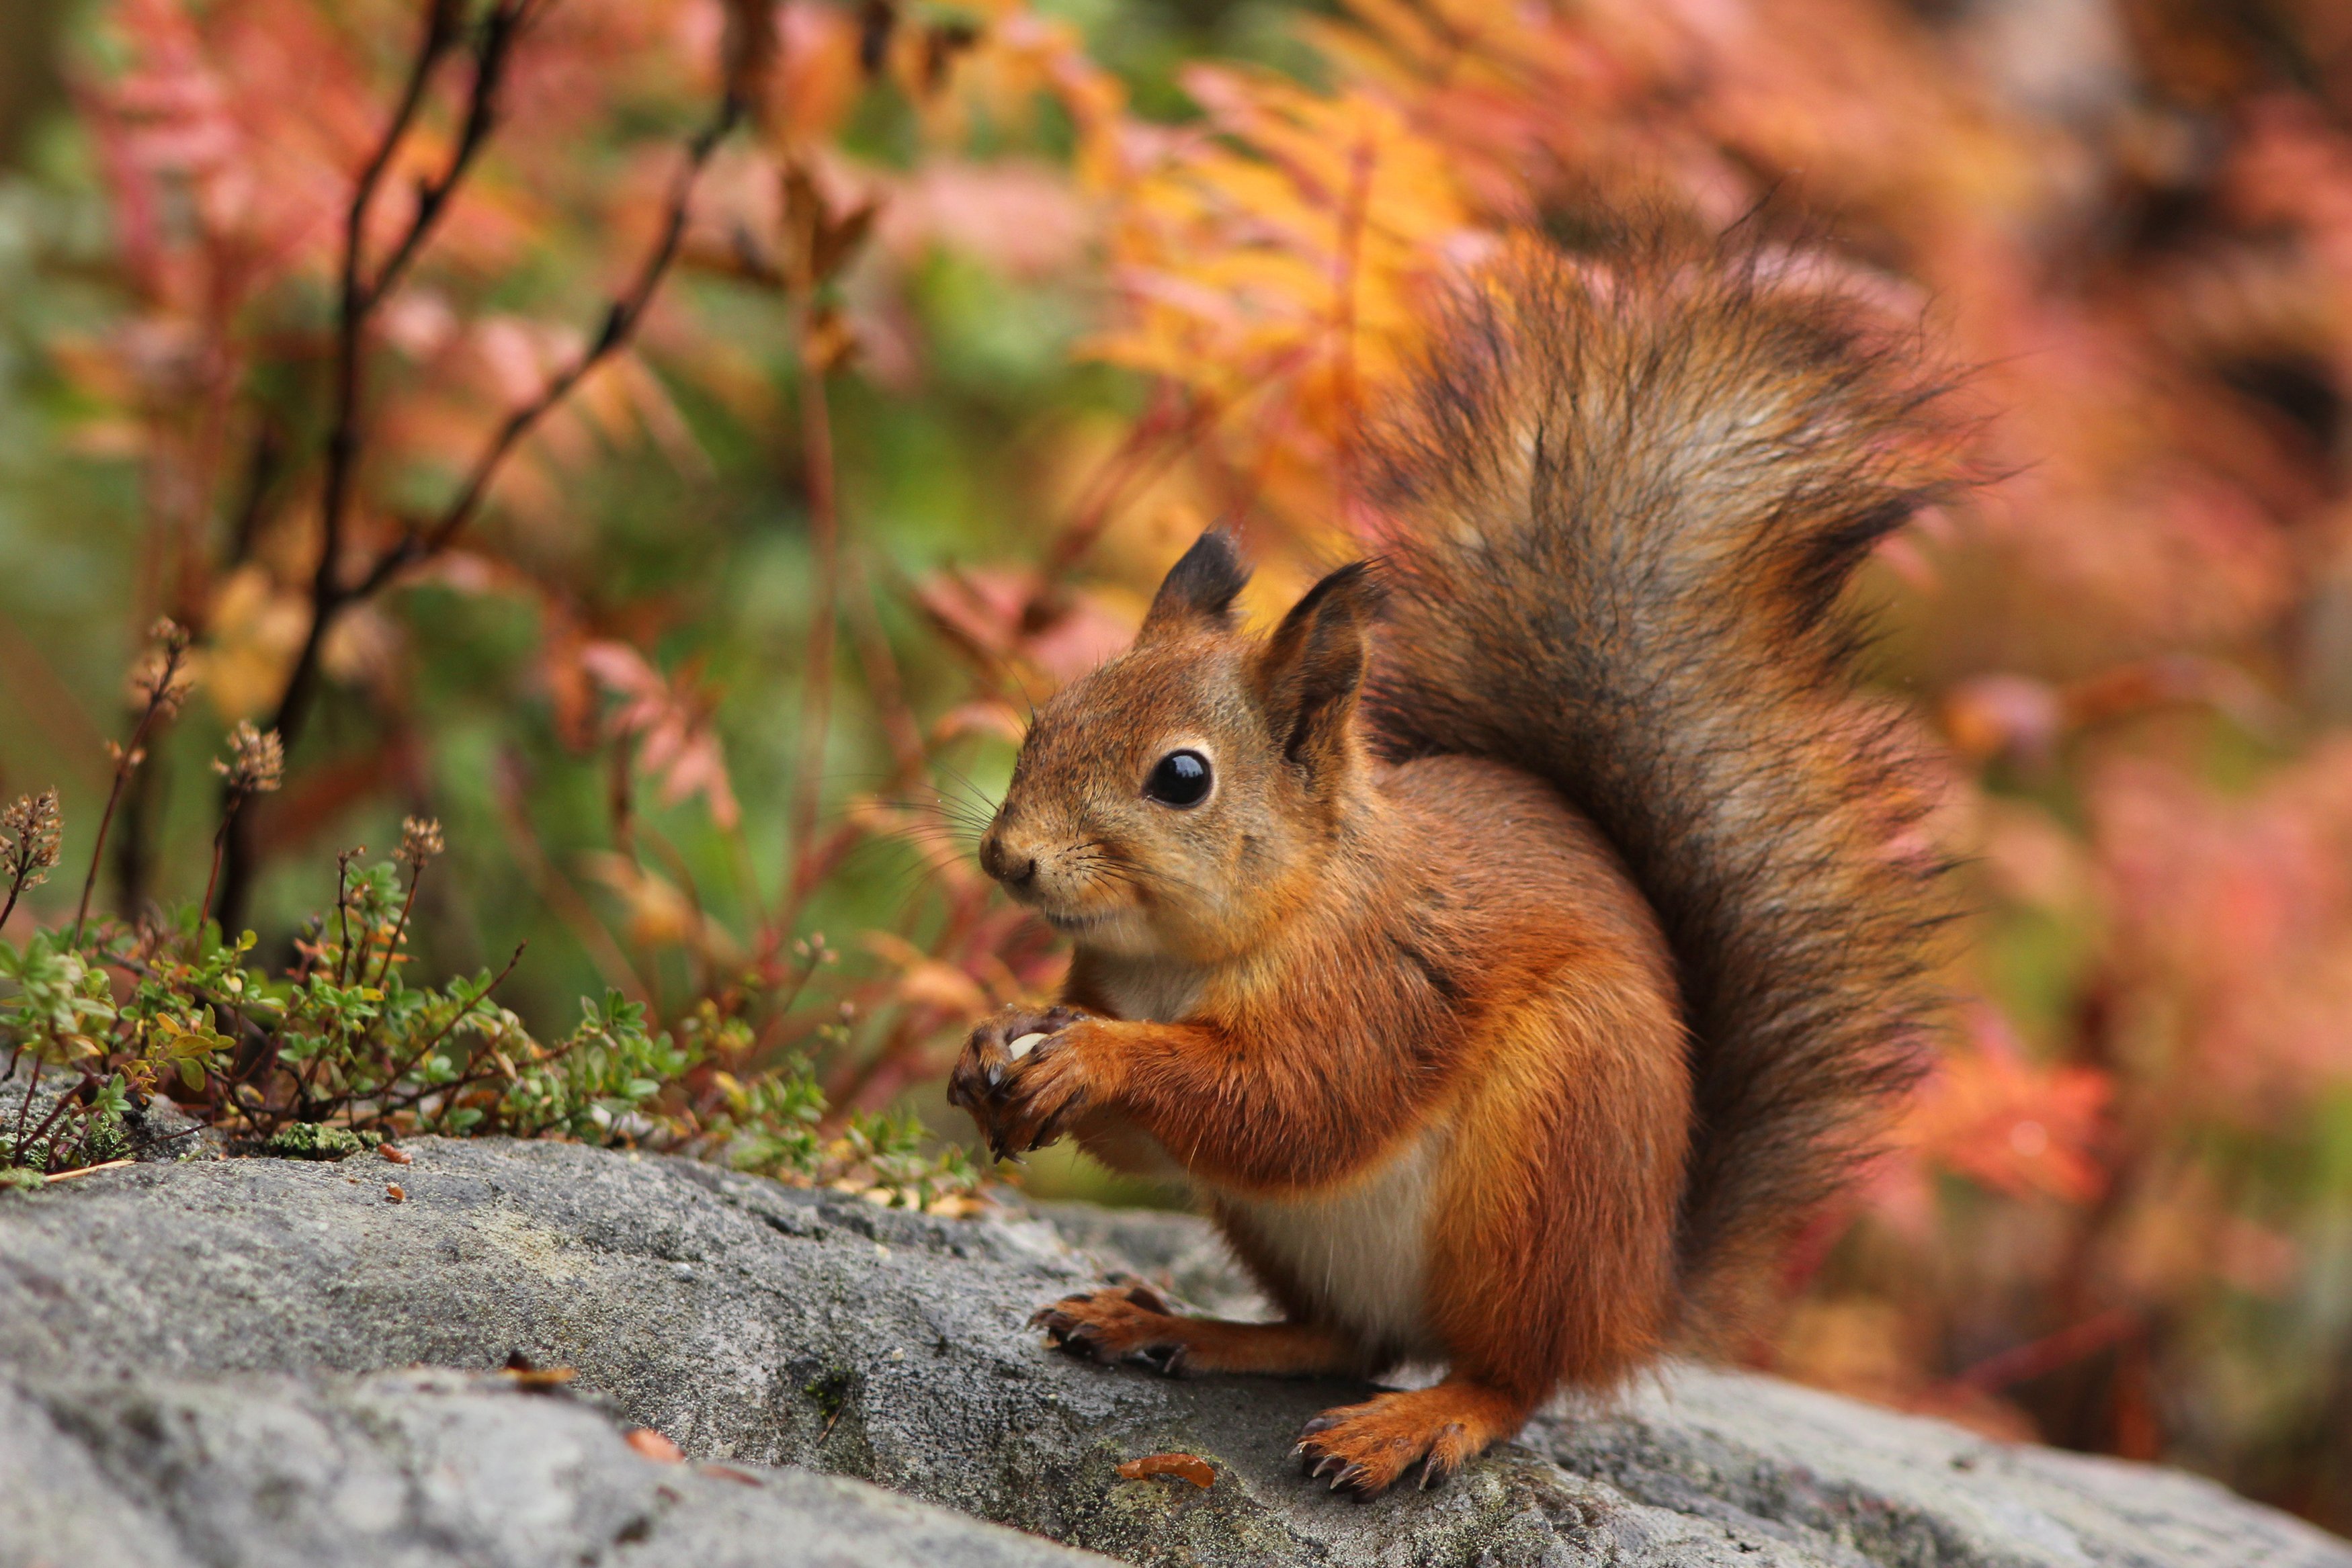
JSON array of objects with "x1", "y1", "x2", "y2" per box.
[{"x1": 979, "y1": 831, "x2": 1037, "y2": 888}]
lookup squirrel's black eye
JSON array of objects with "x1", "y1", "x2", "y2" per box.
[{"x1": 1144, "y1": 749, "x2": 1213, "y2": 808}]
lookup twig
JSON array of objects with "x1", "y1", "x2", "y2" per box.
[
  {"x1": 211, "y1": 0, "x2": 472, "y2": 934},
  {"x1": 1040, "y1": 380, "x2": 1192, "y2": 578},
  {"x1": 333, "y1": 846, "x2": 363, "y2": 987},
  {"x1": 358, "y1": 1, "x2": 528, "y2": 312},
  {"x1": 407, "y1": 943, "x2": 526, "y2": 1072},
  {"x1": 73, "y1": 631, "x2": 190, "y2": 946},
  {"x1": 345, "y1": 89, "x2": 747, "y2": 605},
  {"x1": 222, "y1": 421, "x2": 285, "y2": 568},
  {"x1": 22, "y1": 1072, "x2": 98, "y2": 1175},
  {"x1": 331, "y1": 942, "x2": 525, "y2": 1125},
  {"x1": 209, "y1": 0, "x2": 461, "y2": 932},
  {"x1": 199, "y1": 723, "x2": 282, "y2": 937},
  {"x1": 844, "y1": 550, "x2": 925, "y2": 779},
  {"x1": 1959, "y1": 1306, "x2": 2139, "y2": 1392},
  {"x1": 780, "y1": 296, "x2": 843, "y2": 926},
  {"x1": 494, "y1": 754, "x2": 653, "y2": 1003},
  {"x1": 290, "y1": 0, "x2": 473, "y2": 760},
  {"x1": 1, "y1": 864, "x2": 32, "y2": 934},
  {"x1": 54, "y1": 1084, "x2": 122, "y2": 1172},
  {"x1": 388, "y1": 987, "x2": 606, "y2": 1133},
  {"x1": 221, "y1": 15, "x2": 742, "y2": 928},
  {"x1": 199, "y1": 801, "x2": 239, "y2": 933},
  {"x1": 120, "y1": 1120, "x2": 206, "y2": 1160},
  {"x1": 43, "y1": 1158, "x2": 135, "y2": 1184},
  {"x1": 753, "y1": 940, "x2": 833, "y2": 1046},
  {"x1": 371, "y1": 863, "x2": 425, "y2": 992},
  {"x1": 9, "y1": 1058, "x2": 40, "y2": 1165}
]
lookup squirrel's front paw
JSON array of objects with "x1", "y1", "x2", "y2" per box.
[
  {"x1": 1032, "y1": 1284, "x2": 1193, "y2": 1375},
  {"x1": 947, "y1": 1004, "x2": 1093, "y2": 1161}
]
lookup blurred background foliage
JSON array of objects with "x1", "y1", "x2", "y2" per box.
[{"x1": 3, "y1": 0, "x2": 2352, "y2": 1532}]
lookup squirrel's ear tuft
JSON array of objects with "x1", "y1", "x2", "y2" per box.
[
  {"x1": 1141, "y1": 530, "x2": 1251, "y2": 640},
  {"x1": 1255, "y1": 560, "x2": 1379, "y2": 782}
]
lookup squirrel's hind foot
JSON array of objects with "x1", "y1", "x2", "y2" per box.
[{"x1": 1292, "y1": 1381, "x2": 1529, "y2": 1499}]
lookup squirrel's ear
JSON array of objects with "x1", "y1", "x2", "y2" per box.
[
  {"x1": 1140, "y1": 530, "x2": 1250, "y2": 640},
  {"x1": 1255, "y1": 560, "x2": 1378, "y2": 780}
]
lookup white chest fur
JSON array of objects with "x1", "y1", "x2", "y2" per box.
[
  {"x1": 1083, "y1": 954, "x2": 1204, "y2": 1026},
  {"x1": 1210, "y1": 1123, "x2": 1446, "y2": 1360},
  {"x1": 1067, "y1": 952, "x2": 1204, "y2": 1182}
]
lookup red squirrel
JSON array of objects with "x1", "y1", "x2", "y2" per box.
[{"x1": 946, "y1": 230, "x2": 1954, "y2": 1497}]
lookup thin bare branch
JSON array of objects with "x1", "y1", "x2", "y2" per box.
[
  {"x1": 74, "y1": 628, "x2": 190, "y2": 945},
  {"x1": 302, "y1": 0, "x2": 471, "y2": 751},
  {"x1": 223, "y1": 26, "x2": 742, "y2": 928},
  {"x1": 359, "y1": 2, "x2": 529, "y2": 311},
  {"x1": 351, "y1": 89, "x2": 747, "y2": 602},
  {"x1": 780, "y1": 295, "x2": 843, "y2": 925}
]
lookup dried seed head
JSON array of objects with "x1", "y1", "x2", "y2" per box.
[
  {"x1": 399, "y1": 816, "x2": 445, "y2": 868},
  {"x1": 211, "y1": 721, "x2": 285, "y2": 797},
  {"x1": 129, "y1": 617, "x2": 196, "y2": 715},
  {"x1": 2, "y1": 789, "x2": 62, "y2": 889},
  {"x1": 130, "y1": 652, "x2": 194, "y2": 717}
]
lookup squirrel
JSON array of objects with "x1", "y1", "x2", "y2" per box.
[{"x1": 946, "y1": 228, "x2": 1956, "y2": 1497}]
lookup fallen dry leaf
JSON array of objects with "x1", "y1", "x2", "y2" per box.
[
  {"x1": 497, "y1": 1364, "x2": 579, "y2": 1389},
  {"x1": 1117, "y1": 1452, "x2": 1214, "y2": 1488},
  {"x1": 626, "y1": 1427, "x2": 685, "y2": 1463}
]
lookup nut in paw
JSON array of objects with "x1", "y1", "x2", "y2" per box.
[{"x1": 947, "y1": 1004, "x2": 1092, "y2": 1160}]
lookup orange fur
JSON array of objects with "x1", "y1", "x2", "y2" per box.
[{"x1": 947, "y1": 230, "x2": 1955, "y2": 1497}]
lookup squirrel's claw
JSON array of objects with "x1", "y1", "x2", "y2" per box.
[
  {"x1": 948, "y1": 1004, "x2": 1095, "y2": 1162},
  {"x1": 1125, "y1": 1342, "x2": 1187, "y2": 1376},
  {"x1": 985, "y1": 1043, "x2": 1092, "y2": 1158},
  {"x1": 1029, "y1": 1286, "x2": 1195, "y2": 1378},
  {"x1": 1294, "y1": 1399, "x2": 1488, "y2": 1501}
]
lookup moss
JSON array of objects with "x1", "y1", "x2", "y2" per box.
[
  {"x1": 803, "y1": 1368, "x2": 856, "y2": 1424},
  {"x1": 261, "y1": 1123, "x2": 383, "y2": 1161}
]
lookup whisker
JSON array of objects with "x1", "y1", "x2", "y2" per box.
[
  {"x1": 1063, "y1": 840, "x2": 1193, "y2": 895},
  {"x1": 870, "y1": 805, "x2": 991, "y2": 842},
  {"x1": 933, "y1": 764, "x2": 1004, "y2": 821},
  {"x1": 864, "y1": 794, "x2": 994, "y2": 832}
]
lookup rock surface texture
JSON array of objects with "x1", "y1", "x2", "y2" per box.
[{"x1": 0, "y1": 1137, "x2": 2343, "y2": 1568}]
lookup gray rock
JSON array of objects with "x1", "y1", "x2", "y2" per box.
[
  {"x1": 0, "y1": 1364, "x2": 1111, "y2": 1567},
  {"x1": 0, "y1": 1137, "x2": 2341, "y2": 1568}
]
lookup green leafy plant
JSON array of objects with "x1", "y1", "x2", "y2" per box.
[{"x1": 0, "y1": 703, "x2": 978, "y2": 1211}]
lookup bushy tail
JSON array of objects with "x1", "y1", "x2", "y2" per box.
[{"x1": 1361, "y1": 228, "x2": 1960, "y2": 1340}]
